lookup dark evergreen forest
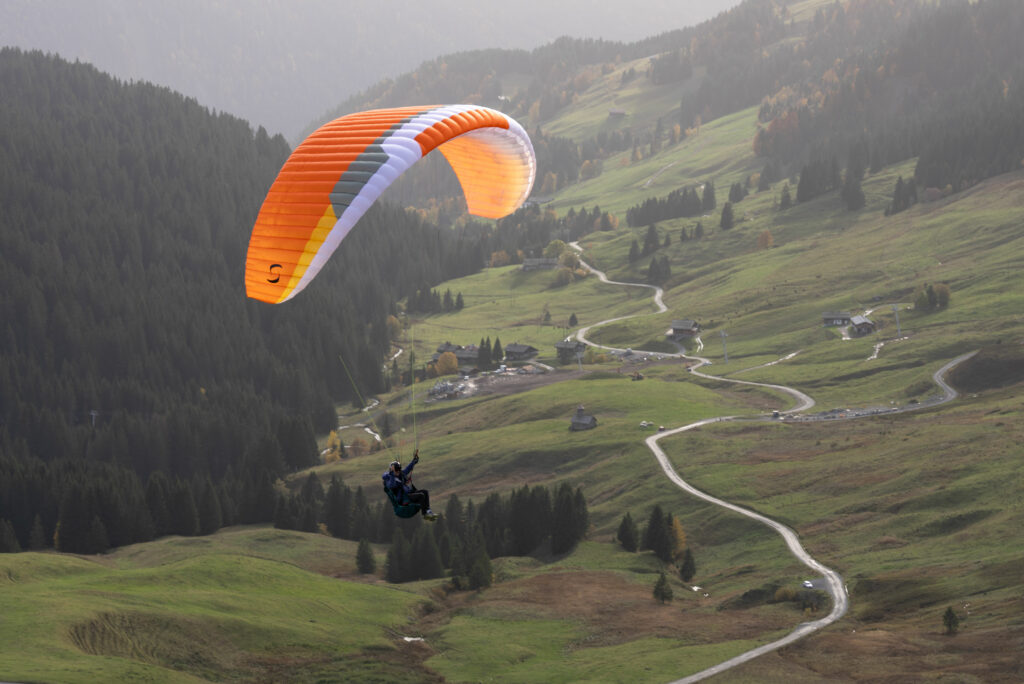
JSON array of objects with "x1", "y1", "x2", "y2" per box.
[
  {"x1": 0, "y1": 49, "x2": 610, "y2": 554},
  {"x1": 0, "y1": 50, "x2": 481, "y2": 552}
]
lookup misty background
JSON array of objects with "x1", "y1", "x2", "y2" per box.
[{"x1": 2, "y1": 0, "x2": 740, "y2": 139}]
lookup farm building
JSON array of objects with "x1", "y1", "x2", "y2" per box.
[
  {"x1": 850, "y1": 315, "x2": 876, "y2": 335},
  {"x1": 555, "y1": 339, "x2": 587, "y2": 364},
  {"x1": 570, "y1": 405, "x2": 597, "y2": 431},
  {"x1": 504, "y1": 342, "x2": 539, "y2": 362},
  {"x1": 822, "y1": 312, "x2": 852, "y2": 326},
  {"x1": 668, "y1": 319, "x2": 701, "y2": 338},
  {"x1": 433, "y1": 342, "x2": 481, "y2": 370}
]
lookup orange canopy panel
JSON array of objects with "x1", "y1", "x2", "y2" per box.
[{"x1": 245, "y1": 105, "x2": 535, "y2": 303}]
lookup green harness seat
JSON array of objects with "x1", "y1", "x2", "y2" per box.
[{"x1": 385, "y1": 486, "x2": 421, "y2": 518}]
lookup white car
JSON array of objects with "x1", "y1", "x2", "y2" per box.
[{"x1": 802, "y1": 580, "x2": 814, "y2": 588}]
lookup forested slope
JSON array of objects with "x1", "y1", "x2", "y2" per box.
[
  {"x1": 327, "y1": 0, "x2": 1024, "y2": 212},
  {"x1": 0, "y1": 49, "x2": 493, "y2": 553}
]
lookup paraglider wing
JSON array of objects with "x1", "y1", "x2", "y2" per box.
[{"x1": 245, "y1": 105, "x2": 535, "y2": 303}]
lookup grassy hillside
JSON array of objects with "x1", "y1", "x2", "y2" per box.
[
  {"x1": 10, "y1": 107, "x2": 1023, "y2": 684},
  {"x1": 300, "y1": 78, "x2": 1024, "y2": 678},
  {"x1": 8, "y1": 1, "x2": 1024, "y2": 679},
  {"x1": 0, "y1": 529, "x2": 425, "y2": 683}
]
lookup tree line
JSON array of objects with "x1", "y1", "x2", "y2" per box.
[
  {"x1": 273, "y1": 475, "x2": 589, "y2": 586},
  {"x1": 626, "y1": 181, "x2": 715, "y2": 227}
]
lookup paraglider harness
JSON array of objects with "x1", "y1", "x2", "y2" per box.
[
  {"x1": 383, "y1": 454, "x2": 423, "y2": 518},
  {"x1": 384, "y1": 486, "x2": 422, "y2": 518}
]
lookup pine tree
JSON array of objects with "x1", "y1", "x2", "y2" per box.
[
  {"x1": 679, "y1": 547, "x2": 697, "y2": 582},
  {"x1": 324, "y1": 475, "x2": 351, "y2": 539},
  {"x1": 386, "y1": 530, "x2": 411, "y2": 583},
  {"x1": 468, "y1": 546, "x2": 493, "y2": 590},
  {"x1": 617, "y1": 512, "x2": 638, "y2": 552},
  {"x1": 779, "y1": 183, "x2": 792, "y2": 210},
  {"x1": 551, "y1": 483, "x2": 579, "y2": 554},
  {"x1": 146, "y1": 472, "x2": 172, "y2": 537},
  {"x1": 701, "y1": 180, "x2": 716, "y2": 211},
  {"x1": 628, "y1": 239, "x2": 640, "y2": 262},
  {"x1": 642, "y1": 224, "x2": 660, "y2": 255},
  {"x1": 720, "y1": 202, "x2": 734, "y2": 230},
  {"x1": 0, "y1": 519, "x2": 21, "y2": 553},
  {"x1": 29, "y1": 514, "x2": 47, "y2": 550},
  {"x1": 492, "y1": 337, "x2": 503, "y2": 366},
  {"x1": 273, "y1": 494, "x2": 295, "y2": 530},
  {"x1": 943, "y1": 606, "x2": 959, "y2": 635},
  {"x1": 197, "y1": 477, "x2": 223, "y2": 535},
  {"x1": 653, "y1": 571, "x2": 673, "y2": 604},
  {"x1": 842, "y1": 173, "x2": 865, "y2": 211},
  {"x1": 568, "y1": 312, "x2": 578, "y2": 327},
  {"x1": 356, "y1": 538, "x2": 376, "y2": 574},
  {"x1": 642, "y1": 505, "x2": 665, "y2": 552},
  {"x1": 171, "y1": 480, "x2": 200, "y2": 536},
  {"x1": 86, "y1": 516, "x2": 110, "y2": 555},
  {"x1": 412, "y1": 527, "x2": 444, "y2": 580}
]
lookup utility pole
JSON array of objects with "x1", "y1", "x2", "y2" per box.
[
  {"x1": 892, "y1": 304, "x2": 902, "y2": 337},
  {"x1": 720, "y1": 330, "x2": 729, "y2": 364}
]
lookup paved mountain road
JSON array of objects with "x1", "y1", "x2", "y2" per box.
[{"x1": 568, "y1": 242, "x2": 975, "y2": 682}]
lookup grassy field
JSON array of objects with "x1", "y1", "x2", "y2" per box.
[
  {"x1": 10, "y1": 174, "x2": 1023, "y2": 684},
  {"x1": 9, "y1": 6, "x2": 1024, "y2": 677},
  {"x1": 0, "y1": 529, "x2": 427, "y2": 682}
]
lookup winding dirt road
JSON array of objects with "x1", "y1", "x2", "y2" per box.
[{"x1": 568, "y1": 242, "x2": 976, "y2": 682}]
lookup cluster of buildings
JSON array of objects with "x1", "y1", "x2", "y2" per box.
[{"x1": 822, "y1": 311, "x2": 876, "y2": 336}]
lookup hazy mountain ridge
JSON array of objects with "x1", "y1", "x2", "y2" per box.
[{"x1": 0, "y1": 0, "x2": 740, "y2": 139}]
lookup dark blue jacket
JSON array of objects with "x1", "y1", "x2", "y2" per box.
[{"x1": 382, "y1": 458, "x2": 417, "y2": 502}]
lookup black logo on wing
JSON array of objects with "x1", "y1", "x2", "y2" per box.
[{"x1": 267, "y1": 264, "x2": 282, "y2": 283}]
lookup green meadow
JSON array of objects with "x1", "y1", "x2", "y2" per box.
[
  {"x1": 9, "y1": 10, "x2": 1024, "y2": 678},
  {"x1": 0, "y1": 529, "x2": 422, "y2": 683}
]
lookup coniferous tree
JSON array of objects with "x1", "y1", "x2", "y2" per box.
[
  {"x1": 617, "y1": 512, "x2": 639, "y2": 552},
  {"x1": 412, "y1": 527, "x2": 444, "y2": 580},
  {"x1": 642, "y1": 224, "x2": 660, "y2": 256},
  {"x1": 385, "y1": 529, "x2": 411, "y2": 583},
  {"x1": 324, "y1": 475, "x2": 351, "y2": 539},
  {"x1": 943, "y1": 606, "x2": 960, "y2": 635},
  {"x1": 356, "y1": 538, "x2": 376, "y2": 574},
  {"x1": 197, "y1": 477, "x2": 223, "y2": 535},
  {"x1": 653, "y1": 571, "x2": 673, "y2": 603},
  {"x1": 701, "y1": 180, "x2": 716, "y2": 211},
  {"x1": 780, "y1": 183, "x2": 793, "y2": 209},
  {"x1": 568, "y1": 312, "x2": 578, "y2": 327},
  {"x1": 680, "y1": 547, "x2": 697, "y2": 582},
  {"x1": 29, "y1": 514, "x2": 48, "y2": 550},
  {"x1": 55, "y1": 487, "x2": 91, "y2": 553},
  {"x1": 273, "y1": 494, "x2": 294, "y2": 530},
  {"x1": 0, "y1": 519, "x2": 20, "y2": 553},
  {"x1": 842, "y1": 173, "x2": 865, "y2": 211},
  {"x1": 492, "y1": 338, "x2": 503, "y2": 366},
  {"x1": 171, "y1": 480, "x2": 200, "y2": 536},
  {"x1": 146, "y1": 472, "x2": 173, "y2": 537},
  {"x1": 720, "y1": 201, "x2": 734, "y2": 230},
  {"x1": 467, "y1": 540, "x2": 493, "y2": 590},
  {"x1": 628, "y1": 239, "x2": 640, "y2": 262},
  {"x1": 86, "y1": 516, "x2": 110, "y2": 555}
]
